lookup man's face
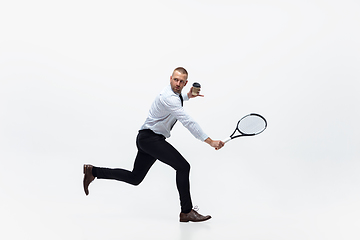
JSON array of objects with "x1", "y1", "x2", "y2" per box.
[{"x1": 170, "y1": 70, "x2": 188, "y2": 94}]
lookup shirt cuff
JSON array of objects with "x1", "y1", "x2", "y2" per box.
[{"x1": 200, "y1": 134, "x2": 209, "y2": 142}]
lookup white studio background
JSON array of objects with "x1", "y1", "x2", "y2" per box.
[{"x1": 1, "y1": 0, "x2": 359, "y2": 239}]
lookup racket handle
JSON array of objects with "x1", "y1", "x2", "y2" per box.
[{"x1": 223, "y1": 137, "x2": 231, "y2": 144}]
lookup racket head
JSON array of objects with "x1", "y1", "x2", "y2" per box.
[{"x1": 236, "y1": 113, "x2": 267, "y2": 136}]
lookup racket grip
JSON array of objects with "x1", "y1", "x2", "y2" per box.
[{"x1": 223, "y1": 137, "x2": 231, "y2": 144}]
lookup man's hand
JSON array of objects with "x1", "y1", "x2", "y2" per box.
[
  {"x1": 187, "y1": 87, "x2": 204, "y2": 99},
  {"x1": 205, "y1": 137, "x2": 225, "y2": 150}
]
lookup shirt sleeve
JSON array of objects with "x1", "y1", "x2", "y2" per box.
[
  {"x1": 182, "y1": 92, "x2": 189, "y2": 102},
  {"x1": 161, "y1": 94, "x2": 208, "y2": 141}
]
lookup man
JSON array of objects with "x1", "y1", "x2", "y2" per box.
[{"x1": 83, "y1": 67, "x2": 224, "y2": 222}]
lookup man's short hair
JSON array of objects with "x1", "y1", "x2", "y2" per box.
[{"x1": 173, "y1": 67, "x2": 188, "y2": 77}]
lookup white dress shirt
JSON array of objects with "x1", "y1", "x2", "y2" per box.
[{"x1": 140, "y1": 84, "x2": 208, "y2": 141}]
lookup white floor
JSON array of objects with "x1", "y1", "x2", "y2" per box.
[
  {"x1": 1, "y1": 0, "x2": 360, "y2": 239},
  {"x1": 1, "y1": 144, "x2": 360, "y2": 240}
]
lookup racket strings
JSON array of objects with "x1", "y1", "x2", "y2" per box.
[{"x1": 238, "y1": 116, "x2": 266, "y2": 135}]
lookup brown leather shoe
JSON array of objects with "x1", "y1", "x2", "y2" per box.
[
  {"x1": 179, "y1": 208, "x2": 212, "y2": 222},
  {"x1": 83, "y1": 164, "x2": 95, "y2": 195}
]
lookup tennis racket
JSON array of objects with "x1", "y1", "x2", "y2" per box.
[{"x1": 224, "y1": 113, "x2": 267, "y2": 143}]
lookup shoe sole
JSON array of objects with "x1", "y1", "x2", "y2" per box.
[
  {"x1": 180, "y1": 216, "x2": 211, "y2": 223},
  {"x1": 83, "y1": 165, "x2": 89, "y2": 195}
]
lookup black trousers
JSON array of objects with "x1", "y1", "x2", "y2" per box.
[{"x1": 92, "y1": 129, "x2": 193, "y2": 213}]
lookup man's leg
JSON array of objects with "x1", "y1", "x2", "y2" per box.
[
  {"x1": 83, "y1": 131, "x2": 156, "y2": 195},
  {"x1": 136, "y1": 130, "x2": 193, "y2": 213},
  {"x1": 92, "y1": 150, "x2": 156, "y2": 186},
  {"x1": 83, "y1": 129, "x2": 211, "y2": 221},
  {"x1": 137, "y1": 131, "x2": 211, "y2": 222}
]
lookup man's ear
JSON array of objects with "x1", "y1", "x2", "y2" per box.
[{"x1": 184, "y1": 80, "x2": 188, "y2": 86}]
